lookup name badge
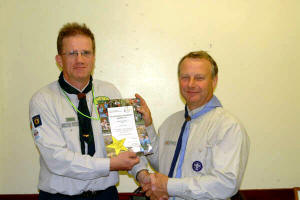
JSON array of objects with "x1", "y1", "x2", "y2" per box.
[
  {"x1": 61, "y1": 122, "x2": 79, "y2": 128},
  {"x1": 164, "y1": 140, "x2": 177, "y2": 145}
]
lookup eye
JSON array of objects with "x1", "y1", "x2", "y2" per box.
[
  {"x1": 82, "y1": 51, "x2": 92, "y2": 56},
  {"x1": 69, "y1": 51, "x2": 78, "y2": 56},
  {"x1": 81, "y1": 50, "x2": 93, "y2": 58},
  {"x1": 180, "y1": 76, "x2": 189, "y2": 80},
  {"x1": 195, "y1": 76, "x2": 204, "y2": 81}
]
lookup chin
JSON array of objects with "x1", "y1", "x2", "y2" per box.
[{"x1": 75, "y1": 72, "x2": 89, "y2": 78}]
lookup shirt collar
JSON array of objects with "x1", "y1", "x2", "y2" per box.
[
  {"x1": 187, "y1": 95, "x2": 222, "y2": 116},
  {"x1": 63, "y1": 76, "x2": 89, "y2": 93}
]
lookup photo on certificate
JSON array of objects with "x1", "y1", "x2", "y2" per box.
[{"x1": 96, "y1": 98, "x2": 153, "y2": 157}]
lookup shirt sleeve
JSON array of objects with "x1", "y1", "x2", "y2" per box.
[
  {"x1": 128, "y1": 125, "x2": 157, "y2": 178},
  {"x1": 128, "y1": 155, "x2": 149, "y2": 179},
  {"x1": 144, "y1": 125, "x2": 160, "y2": 171},
  {"x1": 29, "y1": 92, "x2": 111, "y2": 180},
  {"x1": 167, "y1": 121, "x2": 250, "y2": 200}
]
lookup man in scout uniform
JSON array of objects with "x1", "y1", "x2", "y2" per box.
[
  {"x1": 29, "y1": 22, "x2": 149, "y2": 200},
  {"x1": 137, "y1": 51, "x2": 250, "y2": 200}
]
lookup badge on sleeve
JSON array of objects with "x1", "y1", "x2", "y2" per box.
[
  {"x1": 32, "y1": 115, "x2": 42, "y2": 128},
  {"x1": 192, "y1": 161, "x2": 203, "y2": 172},
  {"x1": 33, "y1": 129, "x2": 40, "y2": 140}
]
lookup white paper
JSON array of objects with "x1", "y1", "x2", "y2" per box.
[{"x1": 107, "y1": 106, "x2": 142, "y2": 152}]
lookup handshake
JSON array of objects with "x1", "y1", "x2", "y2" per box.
[{"x1": 137, "y1": 170, "x2": 169, "y2": 200}]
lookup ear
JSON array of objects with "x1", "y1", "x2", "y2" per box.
[
  {"x1": 55, "y1": 55, "x2": 63, "y2": 67},
  {"x1": 212, "y1": 75, "x2": 218, "y2": 90}
]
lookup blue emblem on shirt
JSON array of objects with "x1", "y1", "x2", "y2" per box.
[{"x1": 192, "y1": 161, "x2": 203, "y2": 172}]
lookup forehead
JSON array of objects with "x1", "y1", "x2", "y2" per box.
[
  {"x1": 180, "y1": 58, "x2": 212, "y2": 75},
  {"x1": 62, "y1": 35, "x2": 93, "y2": 50}
]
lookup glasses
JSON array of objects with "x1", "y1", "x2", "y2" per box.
[{"x1": 61, "y1": 50, "x2": 93, "y2": 58}]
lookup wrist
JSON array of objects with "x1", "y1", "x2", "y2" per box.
[
  {"x1": 136, "y1": 169, "x2": 150, "y2": 183},
  {"x1": 109, "y1": 157, "x2": 117, "y2": 171},
  {"x1": 145, "y1": 118, "x2": 153, "y2": 127}
]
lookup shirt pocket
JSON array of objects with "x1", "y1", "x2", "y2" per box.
[
  {"x1": 60, "y1": 121, "x2": 80, "y2": 151},
  {"x1": 187, "y1": 143, "x2": 213, "y2": 175}
]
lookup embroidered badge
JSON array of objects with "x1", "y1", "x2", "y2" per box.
[
  {"x1": 192, "y1": 161, "x2": 203, "y2": 172},
  {"x1": 95, "y1": 96, "x2": 110, "y2": 104},
  {"x1": 61, "y1": 123, "x2": 72, "y2": 128},
  {"x1": 62, "y1": 122, "x2": 79, "y2": 128},
  {"x1": 66, "y1": 117, "x2": 75, "y2": 122},
  {"x1": 33, "y1": 129, "x2": 40, "y2": 140},
  {"x1": 32, "y1": 115, "x2": 42, "y2": 128}
]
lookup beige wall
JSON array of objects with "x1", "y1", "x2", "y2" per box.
[{"x1": 0, "y1": 0, "x2": 299, "y2": 194}]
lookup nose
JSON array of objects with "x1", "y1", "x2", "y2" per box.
[
  {"x1": 188, "y1": 78, "x2": 196, "y2": 87},
  {"x1": 75, "y1": 53, "x2": 84, "y2": 62}
]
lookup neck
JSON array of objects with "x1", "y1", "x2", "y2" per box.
[
  {"x1": 64, "y1": 77, "x2": 89, "y2": 91},
  {"x1": 187, "y1": 95, "x2": 213, "y2": 111}
]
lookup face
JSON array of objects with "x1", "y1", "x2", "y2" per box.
[
  {"x1": 179, "y1": 58, "x2": 218, "y2": 110},
  {"x1": 56, "y1": 35, "x2": 95, "y2": 89}
]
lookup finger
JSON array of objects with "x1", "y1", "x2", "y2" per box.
[
  {"x1": 150, "y1": 194, "x2": 158, "y2": 200},
  {"x1": 135, "y1": 93, "x2": 144, "y2": 102},
  {"x1": 142, "y1": 183, "x2": 151, "y2": 192},
  {"x1": 143, "y1": 173, "x2": 151, "y2": 184},
  {"x1": 159, "y1": 195, "x2": 168, "y2": 200},
  {"x1": 136, "y1": 106, "x2": 143, "y2": 113},
  {"x1": 135, "y1": 93, "x2": 147, "y2": 107},
  {"x1": 127, "y1": 159, "x2": 139, "y2": 170},
  {"x1": 133, "y1": 157, "x2": 140, "y2": 165},
  {"x1": 126, "y1": 151, "x2": 138, "y2": 158},
  {"x1": 151, "y1": 176, "x2": 157, "y2": 191},
  {"x1": 145, "y1": 189, "x2": 152, "y2": 197},
  {"x1": 150, "y1": 173, "x2": 156, "y2": 184}
]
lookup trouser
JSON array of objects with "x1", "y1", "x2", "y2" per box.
[{"x1": 39, "y1": 186, "x2": 119, "y2": 200}]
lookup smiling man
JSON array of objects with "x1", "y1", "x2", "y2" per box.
[
  {"x1": 29, "y1": 23, "x2": 148, "y2": 200},
  {"x1": 137, "y1": 51, "x2": 250, "y2": 200}
]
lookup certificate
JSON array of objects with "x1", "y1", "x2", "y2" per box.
[{"x1": 96, "y1": 98, "x2": 153, "y2": 157}]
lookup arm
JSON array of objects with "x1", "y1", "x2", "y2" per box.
[
  {"x1": 145, "y1": 125, "x2": 160, "y2": 170},
  {"x1": 135, "y1": 94, "x2": 159, "y2": 170},
  {"x1": 29, "y1": 92, "x2": 139, "y2": 180},
  {"x1": 167, "y1": 122, "x2": 250, "y2": 199}
]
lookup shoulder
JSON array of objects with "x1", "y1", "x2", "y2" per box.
[
  {"x1": 29, "y1": 81, "x2": 61, "y2": 118},
  {"x1": 30, "y1": 81, "x2": 60, "y2": 104},
  {"x1": 210, "y1": 107, "x2": 244, "y2": 128},
  {"x1": 93, "y1": 79, "x2": 121, "y2": 99},
  {"x1": 93, "y1": 79, "x2": 118, "y2": 89},
  {"x1": 159, "y1": 110, "x2": 185, "y2": 129},
  {"x1": 205, "y1": 107, "x2": 248, "y2": 143}
]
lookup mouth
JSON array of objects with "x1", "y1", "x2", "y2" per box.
[
  {"x1": 73, "y1": 66, "x2": 86, "y2": 70},
  {"x1": 186, "y1": 91, "x2": 199, "y2": 94}
]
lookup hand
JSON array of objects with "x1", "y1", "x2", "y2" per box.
[
  {"x1": 135, "y1": 93, "x2": 153, "y2": 127},
  {"x1": 110, "y1": 151, "x2": 140, "y2": 171},
  {"x1": 137, "y1": 170, "x2": 151, "y2": 186},
  {"x1": 142, "y1": 173, "x2": 169, "y2": 200}
]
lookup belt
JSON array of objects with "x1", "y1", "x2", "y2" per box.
[
  {"x1": 40, "y1": 189, "x2": 104, "y2": 199},
  {"x1": 76, "y1": 190, "x2": 103, "y2": 198}
]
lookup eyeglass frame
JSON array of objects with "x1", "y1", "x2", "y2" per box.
[{"x1": 60, "y1": 50, "x2": 94, "y2": 58}]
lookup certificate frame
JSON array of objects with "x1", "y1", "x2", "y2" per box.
[{"x1": 96, "y1": 97, "x2": 153, "y2": 157}]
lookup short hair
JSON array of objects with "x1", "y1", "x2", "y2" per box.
[
  {"x1": 178, "y1": 51, "x2": 218, "y2": 78},
  {"x1": 57, "y1": 22, "x2": 95, "y2": 55}
]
